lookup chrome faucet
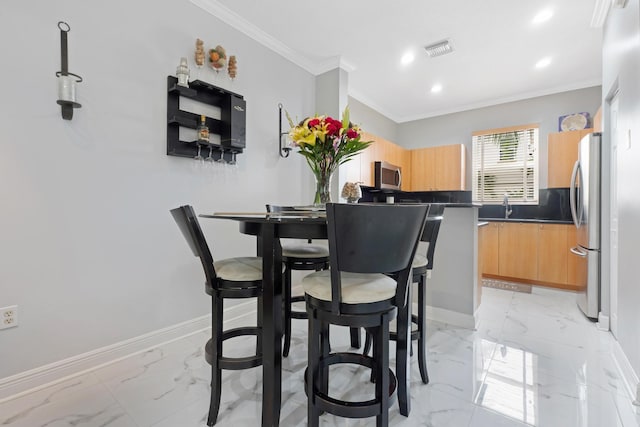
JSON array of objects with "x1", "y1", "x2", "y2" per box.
[{"x1": 502, "y1": 193, "x2": 513, "y2": 219}]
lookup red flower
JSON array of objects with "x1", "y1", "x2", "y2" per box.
[
  {"x1": 346, "y1": 128, "x2": 359, "y2": 139},
  {"x1": 325, "y1": 117, "x2": 342, "y2": 136},
  {"x1": 307, "y1": 118, "x2": 320, "y2": 128}
]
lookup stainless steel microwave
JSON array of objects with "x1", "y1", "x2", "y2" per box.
[{"x1": 374, "y1": 161, "x2": 402, "y2": 190}]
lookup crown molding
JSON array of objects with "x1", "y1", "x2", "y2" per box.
[
  {"x1": 190, "y1": 0, "x2": 352, "y2": 76},
  {"x1": 591, "y1": 0, "x2": 612, "y2": 27},
  {"x1": 392, "y1": 79, "x2": 602, "y2": 123}
]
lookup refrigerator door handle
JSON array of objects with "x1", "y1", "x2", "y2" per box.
[
  {"x1": 570, "y1": 160, "x2": 580, "y2": 228},
  {"x1": 570, "y1": 246, "x2": 588, "y2": 257}
]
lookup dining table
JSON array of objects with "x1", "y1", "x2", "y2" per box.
[{"x1": 200, "y1": 209, "x2": 413, "y2": 426}]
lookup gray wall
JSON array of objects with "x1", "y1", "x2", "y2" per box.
[
  {"x1": 0, "y1": 0, "x2": 317, "y2": 378},
  {"x1": 397, "y1": 87, "x2": 602, "y2": 189},
  {"x1": 348, "y1": 96, "x2": 399, "y2": 143},
  {"x1": 602, "y1": 0, "x2": 640, "y2": 380}
]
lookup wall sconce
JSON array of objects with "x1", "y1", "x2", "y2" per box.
[
  {"x1": 278, "y1": 103, "x2": 292, "y2": 158},
  {"x1": 55, "y1": 21, "x2": 83, "y2": 120}
]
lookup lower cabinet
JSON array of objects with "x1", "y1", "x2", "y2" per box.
[{"x1": 480, "y1": 221, "x2": 581, "y2": 289}]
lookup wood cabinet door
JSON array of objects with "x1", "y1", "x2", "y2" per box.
[
  {"x1": 566, "y1": 225, "x2": 587, "y2": 287},
  {"x1": 434, "y1": 144, "x2": 466, "y2": 191},
  {"x1": 548, "y1": 129, "x2": 593, "y2": 188},
  {"x1": 537, "y1": 224, "x2": 568, "y2": 284},
  {"x1": 480, "y1": 222, "x2": 500, "y2": 276},
  {"x1": 410, "y1": 147, "x2": 436, "y2": 191},
  {"x1": 498, "y1": 222, "x2": 539, "y2": 280}
]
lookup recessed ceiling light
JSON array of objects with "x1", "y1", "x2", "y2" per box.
[
  {"x1": 401, "y1": 51, "x2": 415, "y2": 66},
  {"x1": 532, "y1": 8, "x2": 553, "y2": 24},
  {"x1": 431, "y1": 84, "x2": 443, "y2": 94},
  {"x1": 535, "y1": 57, "x2": 552, "y2": 69}
]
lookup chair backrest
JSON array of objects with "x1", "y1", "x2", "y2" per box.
[
  {"x1": 421, "y1": 204, "x2": 445, "y2": 270},
  {"x1": 170, "y1": 205, "x2": 217, "y2": 286},
  {"x1": 325, "y1": 203, "x2": 430, "y2": 313}
]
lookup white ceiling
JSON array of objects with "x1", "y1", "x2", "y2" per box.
[{"x1": 193, "y1": 0, "x2": 603, "y2": 123}]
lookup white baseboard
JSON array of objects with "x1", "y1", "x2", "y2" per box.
[
  {"x1": 424, "y1": 304, "x2": 476, "y2": 330},
  {"x1": 0, "y1": 302, "x2": 254, "y2": 403},
  {"x1": 597, "y1": 312, "x2": 610, "y2": 331},
  {"x1": 612, "y1": 337, "x2": 640, "y2": 406}
]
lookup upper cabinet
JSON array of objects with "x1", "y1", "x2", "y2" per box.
[
  {"x1": 344, "y1": 133, "x2": 465, "y2": 192},
  {"x1": 351, "y1": 132, "x2": 411, "y2": 190},
  {"x1": 547, "y1": 129, "x2": 593, "y2": 188},
  {"x1": 410, "y1": 144, "x2": 466, "y2": 191}
]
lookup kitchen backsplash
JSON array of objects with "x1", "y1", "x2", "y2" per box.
[
  {"x1": 478, "y1": 188, "x2": 571, "y2": 221},
  {"x1": 360, "y1": 187, "x2": 572, "y2": 222}
]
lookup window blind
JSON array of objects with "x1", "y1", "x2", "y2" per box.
[{"x1": 472, "y1": 125, "x2": 539, "y2": 204}]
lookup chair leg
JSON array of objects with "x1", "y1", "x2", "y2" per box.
[
  {"x1": 208, "y1": 294, "x2": 224, "y2": 426},
  {"x1": 283, "y1": 266, "x2": 292, "y2": 357},
  {"x1": 374, "y1": 315, "x2": 390, "y2": 427},
  {"x1": 396, "y1": 286, "x2": 412, "y2": 417},
  {"x1": 363, "y1": 330, "x2": 372, "y2": 356},
  {"x1": 307, "y1": 310, "x2": 321, "y2": 427},
  {"x1": 349, "y1": 327, "x2": 361, "y2": 349},
  {"x1": 417, "y1": 274, "x2": 429, "y2": 384},
  {"x1": 257, "y1": 295, "x2": 263, "y2": 354}
]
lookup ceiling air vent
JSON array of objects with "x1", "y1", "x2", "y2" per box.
[{"x1": 424, "y1": 40, "x2": 453, "y2": 58}]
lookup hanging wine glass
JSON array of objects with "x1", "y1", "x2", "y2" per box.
[
  {"x1": 194, "y1": 143, "x2": 204, "y2": 161},
  {"x1": 205, "y1": 145, "x2": 214, "y2": 163},
  {"x1": 217, "y1": 147, "x2": 227, "y2": 164}
]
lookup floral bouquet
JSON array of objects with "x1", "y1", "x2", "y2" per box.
[{"x1": 287, "y1": 107, "x2": 372, "y2": 205}]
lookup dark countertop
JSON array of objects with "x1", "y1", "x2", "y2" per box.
[{"x1": 479, "y1": 218, "x2": 573, "y2": 224}]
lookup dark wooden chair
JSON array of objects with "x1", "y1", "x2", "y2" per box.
[
  {"x1": 363, "y1": 204, "x2": 445, "y2": 384},
  {"x1": 266, "y1": 204, "x2": 330, "y2": 357},
  {"x1": 303, "y1": 203, "x2": 430, "y2": 426},
  {"x1": 171, "y1": 205, "x2": 264, "y2": 426}
]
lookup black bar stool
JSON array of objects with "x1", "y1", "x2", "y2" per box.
[
  {"x1": 171, "y1": 205, "x2": 268, "y2": 426},
  {"x1": 364, "y1": 204, "x2": 445, "y2": 385},
  {"x1": 266, "y1": 205, "x2": 329, "y2": 357},
  {"x1": 303, "y1": 203, "x2": 430, "y2": 426}
]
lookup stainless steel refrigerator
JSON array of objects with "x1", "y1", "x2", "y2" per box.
[{"x1": 569, "y1": 132, "x2": 602, "y2": 320}]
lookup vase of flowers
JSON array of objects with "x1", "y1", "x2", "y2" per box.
[{"x1": 287, "y1": 107, "x2": 372, "y2": 205}]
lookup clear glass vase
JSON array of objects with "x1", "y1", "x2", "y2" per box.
[{"x1": 313, "y1": 168, "x2": 334, "y2": 206}]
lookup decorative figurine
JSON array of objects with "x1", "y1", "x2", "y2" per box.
[
  {"x1": 195, "y1": 38, "x2": 205, "y2": 67},
  {"x1": 228, "y1": 55, "x2": 237, "y2": 80},
  {"x1": 209, "y1": 44, "x2": 227, "y2": 72}
]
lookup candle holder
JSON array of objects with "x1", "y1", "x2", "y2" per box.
[{"x1": 55, "y1": 21, "x2": 83, "y2": 120}]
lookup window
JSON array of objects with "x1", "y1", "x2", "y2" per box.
[{"x1": 472, "y1": 124, "x2": 539, "y2": 204}]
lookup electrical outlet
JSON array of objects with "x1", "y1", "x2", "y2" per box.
[{"x1": 0, "y1": 305, "x2": 18, "y2": 330}]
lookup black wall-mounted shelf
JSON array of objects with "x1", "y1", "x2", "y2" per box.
[{"x1": 166, "y1": 76, "x2": 246, "y2": 162}]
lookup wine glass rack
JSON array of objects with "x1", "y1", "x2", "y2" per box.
[{"x1": 166, "y1": 75, "x2": 246, "y2": 162}]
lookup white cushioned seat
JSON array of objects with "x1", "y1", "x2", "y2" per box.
[
  {"x1": 412, "y1": 254, "x2": 428, "y2": 269},
  {"x1": 282, "y1": 244, "x2": 329, "y2": 258},
  {"x1": 411, "y1": 242, "x2": 430, "y2": 268},
  {"x1": 214, "y1": 257, "x2": 264, "y2": 281},
  {"x1": 302, "y1": 270, "x2": 396, "y2": 304}
]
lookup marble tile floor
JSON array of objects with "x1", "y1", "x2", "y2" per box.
[{"x1": 2, "y1": 286, "x2": 639, "y2": 427}]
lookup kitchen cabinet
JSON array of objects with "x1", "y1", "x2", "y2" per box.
[
  {"x1": 410, "y1": 144, "x2": 466, "y2": 191},
  {"x1": 547, "y1": 129, "x2": 593, "y2": 188},
  {"x1": 480, "y1": 222, "x2": 500, "y2": 276},
  {"x1": 347, "y1": 132, "x2": 411, "y2": 189},
  {"x1": 566, "y1": 225, "x2": 587, "y2": 288},
  {"x1": 538, "y1": 224, "x2": 568, "y2": 284},
  {"x1": 480, "y1": 221, "x2": 582, "y2": 290},
  {"x1": 498, "y1": 222, "x2": 539, "y2": 281}
]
